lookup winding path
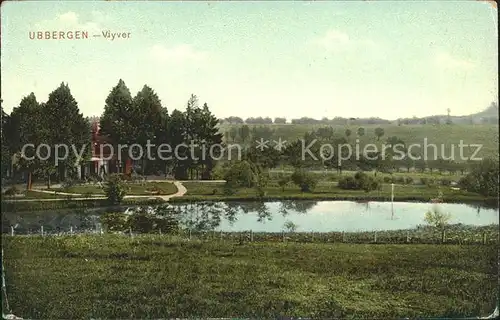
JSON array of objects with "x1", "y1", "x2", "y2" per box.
[{"x1": 3, "y1": 181, "x2": 188, "y2": 202}]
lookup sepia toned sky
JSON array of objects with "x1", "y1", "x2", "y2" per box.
[{"x1": 1, "y1": 0, "x2": 498, "y2": 120}]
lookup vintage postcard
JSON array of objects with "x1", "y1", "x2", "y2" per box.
[{"x1": 1, "y1": 0, "x2": 498, "y2": 319}]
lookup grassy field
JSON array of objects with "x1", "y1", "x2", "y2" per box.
[
  {"x1": 47, "y1": 181, "x2": 178, "y2": 196},
  {"x1": 219, "y1": 123, "x2": 499, "y2": 160},
  {"x1": 2, "y1": 235, "x2": 498, "y2": 319}
]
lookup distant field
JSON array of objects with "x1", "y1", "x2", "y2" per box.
[
  {"x1": 219, "y1": 124, "x2": 499, "y2": 160},
  {"x1": 3, "y1": 235, "x2": 497, "y2": 319}
]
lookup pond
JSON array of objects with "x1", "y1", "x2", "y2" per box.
[{"x1": 2, "y1": 200, "x2": 498, "y2": 234}]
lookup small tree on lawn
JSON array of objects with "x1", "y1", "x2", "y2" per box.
[
  {"x1": 424, "y1": 204, "x2": 452, "y2": 243},
  {"x1": 104, "y1": 173, "x2": 127, "y2": 205}
]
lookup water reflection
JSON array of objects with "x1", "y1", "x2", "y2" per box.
[{"x1": 2, "y1": 200, "x2": 498, "y2": 234}]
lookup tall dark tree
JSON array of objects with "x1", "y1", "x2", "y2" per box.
[
  {"x1": 131, "y1": 85, "x2": 164, "y2": 174},
  {"x1": 4, "y1": 93, "x2": 45, "y2": 189},
  {"x1": 44, "y1": 83, "x2": 91, "y2": 183},
  {"x1": 100, "y1": 79, "x2": 135, "y2": 164},
  {"x1": 168, "y1": 109, "x2": 188, "y2": 179},
  {"x1": 199, "y1": 102, "x2": 223, "y2": 179}
]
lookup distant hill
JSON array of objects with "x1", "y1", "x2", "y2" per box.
[{"x1": 219, "y1": 102, "x2": 498, "y2": 125}]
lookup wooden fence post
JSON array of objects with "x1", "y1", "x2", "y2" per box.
[
  {"x1": 250, "y1": 230, "x2": 253, "y2": 242},
  {"x1": 311, "y1": 231, "x2": 314, "y2": 242},
  {"x1": 41, "y1": 226, "x2": 44, "y2": 236},
  {"x1": 70, "y1": 226, "x2": 73, "y2": 235},
  {"x1": 189, "y1": 229, "x2": 191, "y2": 240},
  {"x1": 220, "y1": 230, "x2": 223, "y2": 241},
  {"x1": 10, "y1": 226, "x2": 14, "y2": 236},
  {"x1": 374, "y1": 231, "x2": 377, "y2": 243},
  {"x1": 406, "y1": 231, "x2": 410, "y2": 243},
  {"x1": 441, "y1": 230, "x2": 446, "y2": 244},
  {"x1": 342, "y1": 231, "x2": 345, "y2": 243},
  {"x1": 482, "y1": 232, "x2": 487, "y2": 245},
  {"x1": 282, "y1": 231, "x2": 285, "y2": 242}
]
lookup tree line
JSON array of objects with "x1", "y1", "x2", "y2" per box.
[{"x1": 1, "y1": 80, "x2": 222, "y2": 188}]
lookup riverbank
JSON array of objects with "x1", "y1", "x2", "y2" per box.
[{"x1": 2, "y1": 235, "x2": 497, "y2": 319}]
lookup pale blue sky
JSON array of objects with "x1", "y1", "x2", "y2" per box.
[{"x1": 1, "y1": 1, "x2": 498, "y2": 120}]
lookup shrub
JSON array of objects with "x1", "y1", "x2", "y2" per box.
[
  {"x1": 291, "y1": 169, "x2": 318, "y2": 192},
  {"x1": 396, "y1": 176, "x2": 405, "y2": 184},
  {"x1": 458, "y1": 158, "x2": 499, "y2": 197},
  {"x1": 104, "y1": 174, "x2": 127, "y2": 205},
  {"x1": 223, "y1": 160, "x2": 258, "y2": 188},
  {"x1": 383, "y1": 176, "x2": 392, "y2": 183},
  {"x1": 338, "y1": 176, "x2": 358, "y2": 190},
  {"x1": 405, "y1": 177, "x2": 414, "y2": 185},
  {"x1": 62, "y1": 179, "x2": 76, "y2": 189},
  {"x1": 339, "y1": 171, "x2": 381, "y2": 192},
  {"x1": 100, "y1": 212, "x2": 128, "y2": 232},
  {"x1": 440, "y1": 179, "x2": 452, "y2": 186},
  {"x1": 424, "y1": 205, "x2": 452, "y2": 230},
  {"x1": 4, "y1": 186, "x2": 20, "y2": 196}
]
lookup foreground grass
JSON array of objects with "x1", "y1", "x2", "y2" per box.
[{"x1": 2, "y1": 235, "x2": 497, "y2": 319}]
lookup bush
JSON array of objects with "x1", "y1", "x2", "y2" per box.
[
  {"x1": 291, "y1": 169, "x2": 318, "y2": 192},
  {"x1": 4, "y1": 186, "x2": 20, "y2": 196},
  {"x1": 104, "y1": 174, "x2": 127, "y2": 205},
  {"x1": 383, "y1": 176, "x2": 392, "y2": 183},
  {"x1": 100, "y1": 212, "x2": 129, "y2": 232},
  {"x1": 338, "y1": 176, "x2": 358, "y2": 190},
  {"x1": 458, "y1": 158, "x2": 499, "y2": 197},
  {"x1": 440, "y1": 178, "x2": 452, "y2": 186},
  {"x1": 223, "y1": 160, "x2": 258, "y2": 188},
  {"x1": 405, "y1": 177, "x2": 414, "y2": 185},
  {"x1": 396, "y1": 176, "x2": 405, "y2": 184},
  {"x1": 62, "y1": 179, "x2": 76, "y2": 189},
  {"x1": 338, "y1": 171, "x2": 381, "y2": 192}
]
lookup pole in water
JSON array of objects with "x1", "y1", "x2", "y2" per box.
[
  {"x1": 10, "y1": 226, "x2": 14, "y2": 236},
  {"x1": 391, "y1": 183, "x2": 395, "y2": 219}
]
